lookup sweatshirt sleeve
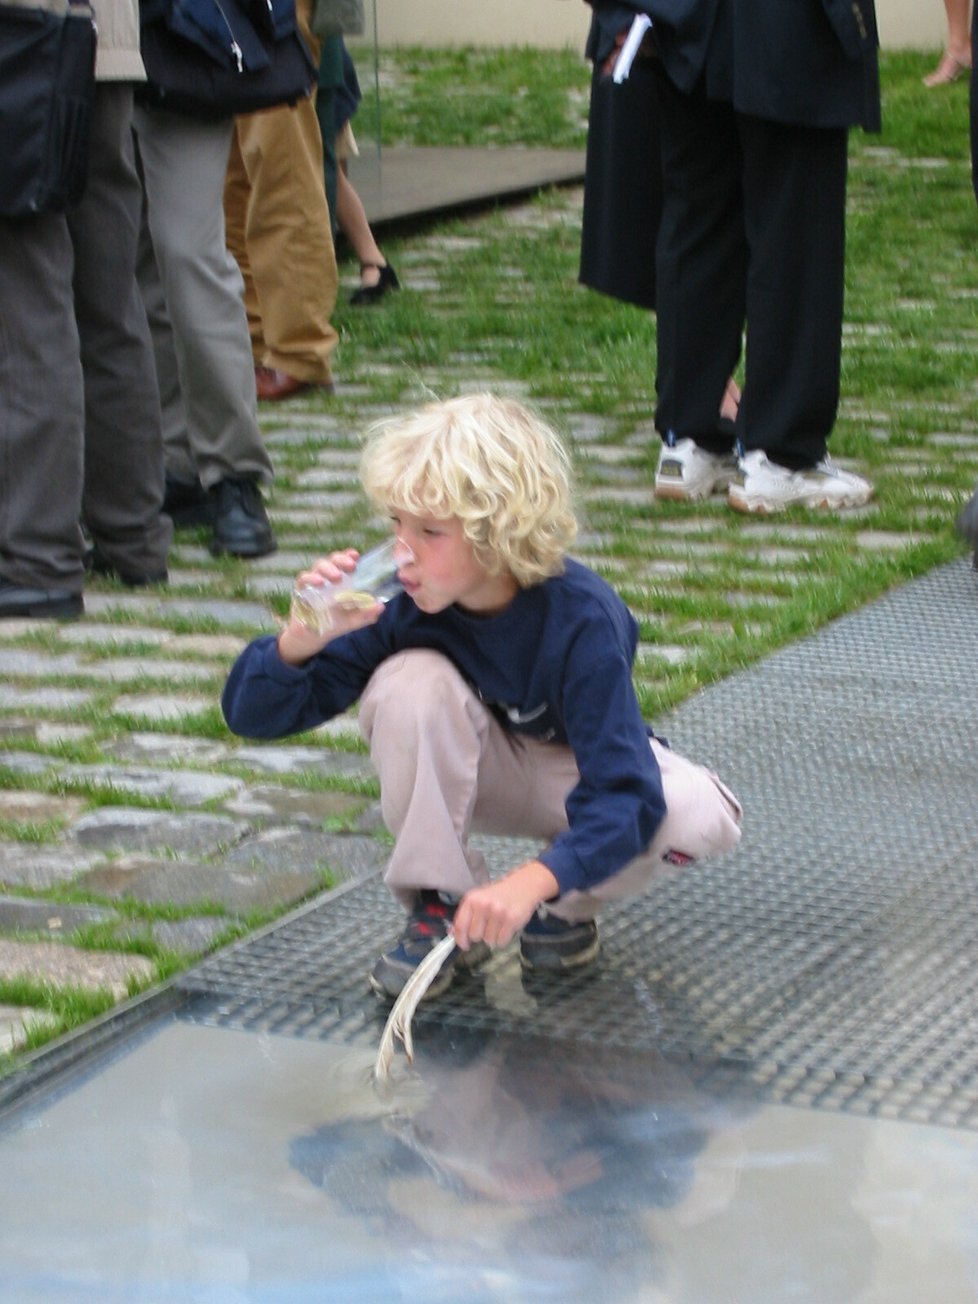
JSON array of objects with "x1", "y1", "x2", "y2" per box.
[
  {"x1": 221, "y1": 631, "x2": 382, "y2": 739},
  {"x1": 536, "y1": 645, "x2": 666, "y2": 896}
]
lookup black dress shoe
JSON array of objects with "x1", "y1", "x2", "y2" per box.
[
  {"x1": 164, "y1": 471, "x2": 213, "y2": 527},
  {"x1": 209, "y1": 476, "x2": 277, "y2": 558},
  {"x1": 350, "y1": 261, "x2": 400, "y2": 306},
  {"x1": 84, "y1": 546, "x2": 168, "y2": 588},
  {"x1": 0, "y1": 577, "x2": 83, "y2": 620}
]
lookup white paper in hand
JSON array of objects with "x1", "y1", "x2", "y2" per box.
[{"x1": 612, "y1": 13, "x2": 653, "y2": 84}]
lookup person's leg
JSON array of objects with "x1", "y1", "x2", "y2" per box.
[
  {"x1": 232, "y1": 0, "x2": 338, "y2": 388},
  {"x1": 548, "y1": 740, "x2": 742, "y2": 923},
  {"x1": 336, "y1": 161, "x2": 384, "y2": 274},
  {"x1": 233, "y1": 100, "x2": 339, "y2": 386},
  {"x1": 948, "y1": 0, "x2": 973, "y2": 55},
  {"x1": 70, "y1": 83, "x2": 171, "y2": 583},
  {"x1": 134, "y1": 187, "x2": 198, "y2": 487},
  {"x1": 736, "y1": 115, "x2": 848, "y2": 469},
  {"x1": 727, "y1": 116, "x2": 871, "y2": 512},
  {"x1": 133, "y1": 105, "x2": 273, "y2": 489},
  {"x1": 925, "y1": 0, "x2": 972, "y2": 84},
  {"x1": 0, "y1": 211, "x2": 85, "y2": 605},
  {"x1": 359, "y1": 647, "x2": 574, "y2": 996},
  {"x1": 358, "y1": 649, "x2": 546, "y2": 906},
  {"x1": 653, "y1": 69, "x2": 745, "y2": 454},
  {"x1": 224, "y1": 123, "x2": 266, "y2": 367}
]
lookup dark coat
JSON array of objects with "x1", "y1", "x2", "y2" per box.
[{"x1": 614, "y1": 0, "x2": 881, "y2": 131}]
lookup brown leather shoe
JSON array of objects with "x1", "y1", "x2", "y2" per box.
[{"x1": 255, "y1": 367, "x2": 333, "y2": 401}]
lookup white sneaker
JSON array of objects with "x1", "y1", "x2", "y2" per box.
[
  {"x1": 654, "y1": 437, "x2": 739, "y2": 501},
  {"x1": 727, "y1": 450, "x2": 873, "y2": 514}
]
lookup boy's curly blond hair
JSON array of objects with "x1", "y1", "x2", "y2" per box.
[{"x1": 360, "y1": 393, "x2": 578, "y2": 587}]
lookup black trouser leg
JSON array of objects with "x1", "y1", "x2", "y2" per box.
[
  {"x1": 737, "y1": 114, "x2": 848, "y2": 468},
  {"x1": 653, "y1": 69, "x2": 746, "y2": 453}
]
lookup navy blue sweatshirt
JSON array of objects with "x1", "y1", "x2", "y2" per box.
[{"x1": 221, "y1": 558, "x2": 666, "y2": 897}]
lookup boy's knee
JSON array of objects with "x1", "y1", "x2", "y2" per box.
[{"x1": 655, "y1": 746, "x2": 742, "y2": 860}]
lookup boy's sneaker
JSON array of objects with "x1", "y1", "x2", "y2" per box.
[
  {"x1": 519, "y1": 908, "x2": 600, "y2": 972},
  {"x1": 728, "y1": 450, "x2": 873, "y2": 514},
  {"x1": 369, "y1": 890, "x2": 488, "y2": 1001},
  {"x1": 654, "y1": 435, "x2": 739, "y2": 502}
]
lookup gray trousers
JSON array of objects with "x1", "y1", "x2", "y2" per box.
[
  {"x1": 133, "y1": 106, "x2": 274, "y2": 489},
  {"x1": 0, "y1": 84, "x2": 171, "y2": 590},
  {"x1": 359, "y1": 650, "x2": 743, "y2": 917}
]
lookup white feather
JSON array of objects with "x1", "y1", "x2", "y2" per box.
[{"x1": 374, "y1": 934, "x2": 457, "y2": 1085}]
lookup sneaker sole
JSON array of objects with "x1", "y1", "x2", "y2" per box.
[
  {"x1": 728, "y1": 487, "x2": 872, "y2": 515},
  {"x1": 519, "y1": 933, "x2": 601, "y2": 973}
]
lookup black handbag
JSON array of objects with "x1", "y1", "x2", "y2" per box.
[
  {"x1": 137, "y1": 0, "x2": 316, "y2": 119},
  {"x1": 0, "y1": 0, "x2": 97, "y2": 218}
]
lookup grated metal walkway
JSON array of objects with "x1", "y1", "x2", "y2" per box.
[{"x1": 178, "y1": 560, "x2": 978, "y2": 1132}]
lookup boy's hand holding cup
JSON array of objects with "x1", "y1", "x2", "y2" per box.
[{"x1": 279, "y1": 540, "x2": 404, "y2": 665}]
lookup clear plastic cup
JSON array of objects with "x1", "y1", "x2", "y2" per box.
[{"x1": 290, "y1": 538, "x2": 405, "y2": 635}]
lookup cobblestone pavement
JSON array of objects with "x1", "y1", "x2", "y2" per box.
[{"x1": 2, "y1": 180, "x2": 977, "y2": 1060}]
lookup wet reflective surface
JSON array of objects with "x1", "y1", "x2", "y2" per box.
[{"x1": 2, "y1": 1015, "x2": 976, "y2": 1303}]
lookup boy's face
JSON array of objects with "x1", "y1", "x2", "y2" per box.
[{"x1": 389, "y1": 510, "x2": 518, "y2": 616}]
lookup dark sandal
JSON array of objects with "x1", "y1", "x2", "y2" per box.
[{"x1": 350, "y1": 261, "x2": 400, "y2": 306}]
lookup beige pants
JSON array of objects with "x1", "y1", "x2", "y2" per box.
[
  {"x1": 359, "y1": 650, "x2": 743, "y2": 919},
  {"x1": 223, "y1": 0, "x2": 338, "y2": 384}
]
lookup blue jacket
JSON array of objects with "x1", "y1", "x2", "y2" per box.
[{"x1": 140, "y1": 0, "x2": 297, "y2": 72}]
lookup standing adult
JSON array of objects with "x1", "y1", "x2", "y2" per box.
[
  {"x1": 649, "y1": 0, "x2": 881, "y2": 513},
  {"x1": 0, "y1": 0, "x2": 172, "y2": 618}
]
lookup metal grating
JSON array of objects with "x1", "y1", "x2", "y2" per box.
[{"x1": 179, "y1": 560, "x2": 978, "y2": 1131}]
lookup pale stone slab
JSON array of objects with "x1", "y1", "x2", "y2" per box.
[
  {"x1": 0, "y1": 895, "x2": 113, "y2": 934},
  {"x1": 60, "y1": 765, "x2": 243, "y2": 806},
  {"x1": 0, "y1": 939, "x2": 154, "y2": 998},
  {"x1": 0, "y1": 791, "x2": 86, "y2": 824},
  {"x1": 0, "y1": 686, "x2": 93, "y2": 710},
  {"x1": 0, "y1": 1003, "x2": 59, "y2": 1055},
  {"x1": 0, "y1": 843, "x2": 102, "y2": 890},
  {"x1": 56, "y1": 623, "x2": 170, "y2": 646},
  {"x1": 104, "y1": 733, "x2": 229, "y2": 766},
  {"x1": 70, "y1": 808, "x2": 248, "y2": 857},
  {"x1": 222, "y1": 786, "x2": 367, "y2": 825},
  {"x1": 74, "y1": 856, "x2": 323, "y2": 914},
  {"x1": 110, "y1": 694, "x2": 213, "y2": 723}
]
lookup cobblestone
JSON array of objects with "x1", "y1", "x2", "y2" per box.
[{"x1": 0, "y1": 940, "x2": 155, "y2": 998}]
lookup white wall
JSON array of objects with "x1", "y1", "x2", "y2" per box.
[{"x1": 367, "y1": 0, "x2": 948, "y2": 51}]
